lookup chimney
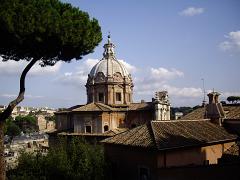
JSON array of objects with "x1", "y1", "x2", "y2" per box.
[{"x1": 205, "y1": 91, "x2": 225, "y2": 126}]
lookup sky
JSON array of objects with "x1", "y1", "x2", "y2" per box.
[{"x1": 0, "y1": 0, "x2": 240, "y2": 108}]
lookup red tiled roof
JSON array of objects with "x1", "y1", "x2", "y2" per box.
[
  {"x1": 102, "y1": 120, "x2": 237, "y2": 150},
  {"x1": 72, "y1": 103, "x2": 113, "y2": 112},
  {"x1": 181, "y1": 105, "x2": 240, "y2": 120},
  {"x1": 128, "y1": 102, "x2": 153, "y2": 111}
]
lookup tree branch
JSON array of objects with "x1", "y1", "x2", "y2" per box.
[{"x1": 0, "y1": 59, "x2": 38, "y2": 122}]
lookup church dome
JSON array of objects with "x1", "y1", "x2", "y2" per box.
[
  {"x1": 86, "y1": 35, "x2": 133, "y2": 105},
  {"x1": 89, "y1": 35, "x2": 131, "y2": 79},
  {"x1": 89, "y1": 58, "x2": 130, "y2": 78}
]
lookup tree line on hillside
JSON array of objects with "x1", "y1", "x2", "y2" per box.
[
  {"x1": 7, "y1": 138, "x2": 107, "y2": 180},
  {"x1": 226, "y1": 96, "x2": 240, "y2": 104},
  {"x1": 170, "y1": 106, "x2": 201, "y2": 120},
  {"x1": 4, "y1": 115, "x2": 38, "y2": 140}
]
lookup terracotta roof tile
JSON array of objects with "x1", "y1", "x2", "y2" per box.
[
  {"x1": 103, "y1": 128, "x2": 128, "y2": 136},
  {"x1": 128, "y1": 102, "x2": 153, "y2": 111},
  {"x1": 102, "y1": 120, "x2": 237, "y2": 150},
  {"x1": 102, "y1": 123, "x2": 156, "y2": 149},
  {"x1": 72, "y1": 103, "x2": 113, "y2": 112},
  {"x1": 181, "y1": 105, "x2": 240, "y2": 120}
]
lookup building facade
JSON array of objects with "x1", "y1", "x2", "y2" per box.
[
  {"x1": 54, "y1": 36, "x2": 171, "y2": 135},
  {"x1": 102, "y1": 120, "x2": 237, "y2": 180}
]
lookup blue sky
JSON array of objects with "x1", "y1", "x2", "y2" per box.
[{"x1": 0, "y1": 0, "x2": 240, "y2": 108}]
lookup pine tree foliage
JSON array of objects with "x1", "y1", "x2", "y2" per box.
[{"x1": 0, "y1": 0, "x2": 102, "y2": 66}]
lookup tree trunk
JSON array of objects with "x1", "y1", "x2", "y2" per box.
[
  {"x1": 0, "y1": 121, "x2": 5, "y2": 180},
  {"x1": 0, "y1": 59, "x2": 37, "y2": 180}
]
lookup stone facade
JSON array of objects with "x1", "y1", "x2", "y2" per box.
[
  {"x1": 37, "y1": 115, "x2": 47, "y2": 131},
  {"x1": 72, "y1": 112, "x2": 127, "y2": 134},
  {"x1": 36, "y1": 115, "x2": 56, "y2": 132},
  {"x1": 153, "y1": 91, "x2": 170, "y2": 120}
]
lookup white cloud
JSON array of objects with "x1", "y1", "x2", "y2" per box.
[
  {"x1": 221, "y1": 91, "x2": 240, "y2": 98},
  {"x1": 83, "y1": 58, "x2": 99, "y2": 69},
  {"x1": 133, "y1": 67, "x2": 201, "y2": 99},
  {"x1": 55, "y1": 59, "x2": 98, "y2": 88},
  {"x1": 133, "y1": 67, "x2": 184, "y2": 93},
  {"x1": 119, "y1": 59, "x2": 137, "y2": 73},
  {"x1": 179, "y1": 7, "x2": 204, "y2": 16},
  {"x1": 1, "y1": 94, "x2": 44, "y2": 99},
  {"x1": 55, "y1": 58, "x2": 137, "y2": 88},
  {"x1": 29, "y1": 62, "x2": 62, "y2": 75},
  {"x1": 219, "y1": 31, "x2": 240, "y2": 52},
  {"x1": 0, "y1": 60, "x2": 23, "y2": 76},
  {"x1": 0, "y1": 58, "x2": 62, "y2": 76},
  {"x1": 135, "y1": 81, "x2": 202, "y2": 98},
  {"x1": 163, "y1": 85, "x2": 202, "y2": 98},
  {"x1": 150, "y1": 67, "x2": 184, "y2": 79}
]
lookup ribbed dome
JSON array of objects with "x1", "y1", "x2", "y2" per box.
[
  {"x1": 89, "y1": 58, "x2": 130, "y2": 78},
  {"x1": 88, "y1": 35, "x2": 131, "y2": 79}
]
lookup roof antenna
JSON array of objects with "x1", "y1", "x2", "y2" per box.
[{"x1": 201, "y1": 78, "x2": 206, "y2": 106}]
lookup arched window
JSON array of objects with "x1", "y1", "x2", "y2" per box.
[{"x1": 104, "y1": 125, "x2": 109, "y2": 132}]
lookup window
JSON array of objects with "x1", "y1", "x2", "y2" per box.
[
  {"x1": 85, "y1": 126, "x2": 92, "y2": 133},
  {"x1": 98, "y1": 92, "x2": 104, "y2": 102},
  {"x1": 131, "y1": 124, "x2": 136, "y2": 128},
  {"x1": 104, "y1": 125, "x2": 109, "y2": 132},
  {"x1": 116, "y1": 92, "x2": 121, "y2": 101},
  {"x1": 139, "y1": 167, "x2": 150, "y2": 180}
]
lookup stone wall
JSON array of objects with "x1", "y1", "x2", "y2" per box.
[
  {"x1": 73, "y1": 113, "x2": 102, "y2": 133},
  {"x1": 55, "y1": 114, "x2": 69, "y2": 131}
]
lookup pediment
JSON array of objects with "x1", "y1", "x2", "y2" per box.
[
  {"x1": 113, "y1": 72, "x2": 123, "y2": 82},
  {"x1": 94, "y1": 72, "x2": 106, "y2": 83}
]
